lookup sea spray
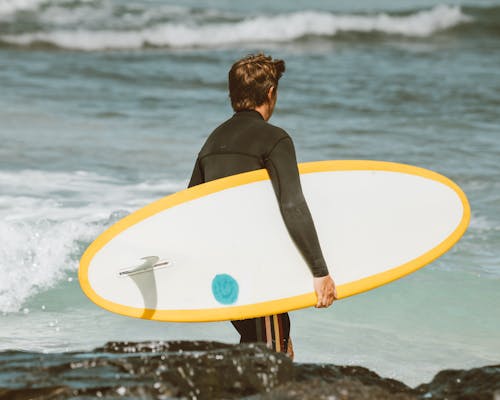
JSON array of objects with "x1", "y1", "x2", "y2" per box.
[
  {"x1": 0, "y1": 169, "x2": 183, "y2": 313},
  {"x1": 0, "y1": 218, "x2": 98, "y2": 312}
]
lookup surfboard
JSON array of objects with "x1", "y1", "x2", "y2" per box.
[{"x1": 78, "y1": 160, "x2": 470, "y2": 322}]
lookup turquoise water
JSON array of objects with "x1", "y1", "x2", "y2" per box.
[{"x1": 0, "y1": 0, "x2": 499, "y2": 386}]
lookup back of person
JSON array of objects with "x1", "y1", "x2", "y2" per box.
[
  {"x1": 188, "y1": 54, "x2": 337, "y2": 358},
  {"x1": 190, "y1": 110, "x2": 286, "y2": 184}
]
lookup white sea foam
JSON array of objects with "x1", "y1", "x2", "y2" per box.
[
  {"x1": 37, "y1": 2, "x2": 191, "y2": 27},
  {"x1": 0, "y1": 219, "x2": 99, "y2": 313},
  {"x1": 0, "y1": 5, "x2": 472, "y2": 50},
  {"x1": 0, "y1": 0, "x2": 45, "y2": 15},
  {"x1": 0, "y1": 169, "x2": 184, "y2": 313}
]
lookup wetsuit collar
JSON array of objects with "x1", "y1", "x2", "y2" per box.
[{"x1": 233, "y1": 110, "x2": 264, "y2": 120}]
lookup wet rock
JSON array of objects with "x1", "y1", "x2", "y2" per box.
[
  {"x1": 294, "y1": 363, "x2": 412, "y2": 394},
  {"x1": 260, "y1": 377, "x2": 417, "y2": 400},
  {"x1": 0, "y1": 341, "x2": 498, "y2": 400},
  {"x1": 415, "y1": 364, "x2": 500, "y2": 400},
  {"x1": 95, "y1": 340, "x2": 234, "y2": 353}
]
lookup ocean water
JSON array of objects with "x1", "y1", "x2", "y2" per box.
[{"x1": 0, "y1": 0, "x2": 499, "y2": 387}]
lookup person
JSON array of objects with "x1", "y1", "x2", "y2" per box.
[{"x1": 188, "y1": 54, "x2": 337, "y2": 359}]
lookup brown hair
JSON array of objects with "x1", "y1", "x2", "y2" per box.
[{"x1": 228, "y1": 54, "x2": 285, "y2": 112}]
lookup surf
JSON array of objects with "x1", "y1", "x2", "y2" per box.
[{"x1": 0, "y1": 3, "x2": 474, "y2": 50}]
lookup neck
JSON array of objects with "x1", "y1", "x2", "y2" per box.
[{"x1": 253, "y1": 103, "x2": 272, "y2": 121}]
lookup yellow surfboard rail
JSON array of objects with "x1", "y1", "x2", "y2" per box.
[{"x1": 78, "y1": 160, "x2": 471, "y2": 322}]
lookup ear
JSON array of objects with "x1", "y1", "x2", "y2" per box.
[{"x1": 267, "y1": 86, "x2": 276, "y2": 101}]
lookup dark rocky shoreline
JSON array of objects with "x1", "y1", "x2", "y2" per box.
[{"x1": 0, "y1": 341, "x2": 498, "y2": 399}]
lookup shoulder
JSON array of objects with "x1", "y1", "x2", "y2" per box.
[
  {"x1": 198, "y1": 116, "x2": 234, "y2": 155},
  {"x1": 248, "y1": 120, "x2": 294, "y2": 159},
  {"x1": 263, "y1": 124, "x2": 297, "y2": 160},
  {"x1": 267, "y1": 122, "x2": 289, "y2": 137},
  {"x1": 263, "y1": 121, "x2": 292, "y2": 143}
]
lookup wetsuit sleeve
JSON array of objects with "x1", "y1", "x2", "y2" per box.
[
  {"x1": 188, "y1": 157, "x2": 204, "y2": 188},
  {"x1": 264, "y1": 137, "x2": 329, "y2": 278}
]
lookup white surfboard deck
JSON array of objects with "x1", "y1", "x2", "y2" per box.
[{"x1": 79, "y1": 160, "x2": 470, "y2": 322}]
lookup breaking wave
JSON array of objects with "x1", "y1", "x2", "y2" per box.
[
  {"x1": 0, "y1": 169, "x2": 184, "y2": 313},
  {"x1": 0, "y1": 1, "x2": 475, "y2": 50}
]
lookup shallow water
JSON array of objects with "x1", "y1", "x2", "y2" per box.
[{"x1": 0, "y1": 0, "x2": 499, "y2": 387}]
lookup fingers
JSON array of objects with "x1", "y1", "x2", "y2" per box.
[
  {"x1": 315, "y1": 289, "x2": 333, "y2": 307},
  {"x1": 315, "y1": 296, "x2": 325, "y2": 308},
  {"x1": 317, "y1": 290, "x2": 335, "y2": 308},
  {"x1": 316, "y1": 298, "x2": 330, "y2": 308},
  {"x1": 316, "y1": 296, "x2": 333, "y2": 308},
  {"x1": 314, "y1": 277, "x2": 337, "y2": 308}
]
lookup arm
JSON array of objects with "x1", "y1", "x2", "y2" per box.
[
  {"x1": 264, "y1": 136, "x2": 337, "y2": 307},
  {"x1": 264, "y1": 136, "x2": 328, "y2": 276},
  {"x1": 188, "y1": 157, "x2": 204, "y2": 188}
]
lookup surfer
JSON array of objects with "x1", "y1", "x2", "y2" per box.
[{"x1": 188, "y1": 54, "x2": 337, "y2": 358}]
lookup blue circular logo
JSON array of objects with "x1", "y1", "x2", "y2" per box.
[{"x1": 212, "y1": 274, "x2": 239, "y2": 305}]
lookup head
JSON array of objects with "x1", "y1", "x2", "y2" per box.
[{"x1": 228, "y1": 54, "x2": 285, "y2": 120}]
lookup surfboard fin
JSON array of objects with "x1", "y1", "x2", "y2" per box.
[{"x1": 119, "y1": 256, "x2": 171, "y2": 277}]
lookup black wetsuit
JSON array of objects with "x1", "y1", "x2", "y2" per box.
[{"x1": 188, "y1": 110, "x2": 329, "y2": 350}]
